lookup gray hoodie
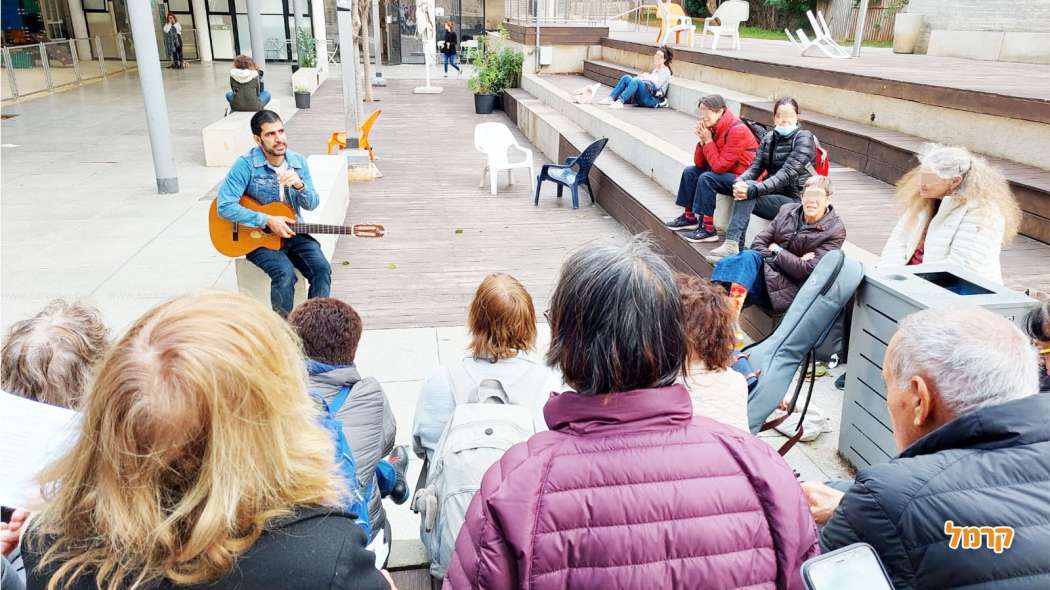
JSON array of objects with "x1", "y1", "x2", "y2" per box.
[{"x1": 308, "y1": 364, "x2": 396, "y2": 541}]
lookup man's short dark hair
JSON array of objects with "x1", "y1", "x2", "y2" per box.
[
  {"x1": 250, "y1": 110, "x2": 282, "y2": 136},
  {"x1": 288, "y1": 298, "x2": 363, "y2": 365},
  {"x1": 545, "y1": 236, "x2": 685, "y2": 396}
]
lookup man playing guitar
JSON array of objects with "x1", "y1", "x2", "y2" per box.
[{"x1": 217, "y1": 110, "x2": 331, "y2": 316}]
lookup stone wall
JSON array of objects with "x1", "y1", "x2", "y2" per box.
[{"x1": 903, "y1": 0, "x2": 1050, "y2": 53}]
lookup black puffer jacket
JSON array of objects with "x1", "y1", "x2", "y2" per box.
[
  {"x1": 737, "y1": 128, "x2": 815, "y2": 200},
  {"x1": 821, "y1": 392, "x2": 1050, "y2": 590}
]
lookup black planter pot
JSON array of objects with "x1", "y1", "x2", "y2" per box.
[
  {"x1": 294, "y1": 91, "x2": 311, "y2": 109},
  {"x1": 291, "y1": 64, "x2": 300, "y2": 74},
  {"x1": 474, "y1": 93, "x2": 496, "y2": 115}
]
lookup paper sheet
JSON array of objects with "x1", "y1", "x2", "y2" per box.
[{"x1": 0, "y1": 390, "x2": 79, "y2": 508}]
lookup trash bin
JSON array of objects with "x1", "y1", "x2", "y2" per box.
[{"x1": 838, "y1": 263, "x2": 1038, "y2": 470}]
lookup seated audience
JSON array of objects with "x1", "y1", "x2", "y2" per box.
[
  {"x1": 1023, "y1": 301, "x2": 1050, "y2": 391},
  {"x1": 1, "y1": 300, "x2": 108, "y2": 409},
  {"x1": 708, "y1": 97, "x2": 816, "y2": 261},
  {"x1": 804, "y1": 306, "x2": 1050, "y2": 590},
  {"x1": 599, "y1": 46, "x2": 673, "y2": 109},
  {"x1": 21, "y1": 291, "x2": 392, "y2": 590},
  {"x1": 665, "y1": 94, "x2": 758, "y2": 244},
  {"x1": 288, "y1": 297, "x2": 409, "y2": 567},
  {"x1": 879, "y1": 144, "x2": 1020, "y2": 284},
  {"x1": 413, "y1": 273, "x2": 552, "y2": 463},
  {"x1": 711, "y1": 175, "x2": 845, "y2": 318},
  {"x1": 444, "y1": 237, "x2": 818, "y2": 589},
  {"x1": 226, "y1": 54, "x2": 271, "y2": 112},
  {"x1": 675, "y1": 273, "x2": 748, "y2": 430}
]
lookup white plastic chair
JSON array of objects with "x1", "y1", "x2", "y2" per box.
[
  {"x1": 698, "y1": 0, "x2": 749, "y2": 50},
  {"x1": 474, "y1": 122, "x2": 535, "y2": 196},
  {"x1": 657, "y1": 1, "x2": 695, "y2": 46}
]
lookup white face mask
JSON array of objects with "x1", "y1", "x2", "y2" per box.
[{"x1": 774, "y1": 123, "x2": 798, "y2": 137}]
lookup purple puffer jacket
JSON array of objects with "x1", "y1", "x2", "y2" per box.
[{"x1": 444, "y1": 384, "x2": 819, "y2": 590}]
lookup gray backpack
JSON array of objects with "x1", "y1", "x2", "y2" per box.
[
  {"x1": 743, "y1": 250, "x2": 865, "y2": 450},
  {"x1": 412, "y1": 362, "x2": 548, "y2": 578}
]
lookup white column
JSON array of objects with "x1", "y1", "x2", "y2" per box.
[
  {"x1": 311, "y1": 0, "x2": 328, "y2": 72},
  {"x1": 246, "y1": 0, "x2": 267, "y2": 70},
  {"x1": 336, "y1": 0, "x2": 359, "y2": 144},
  {"x1": 192, "y1": 0, "x2": 213, "y2": 62},
  {"x1": 66, "y1": 0, "x2": 92, "y2": 58}
]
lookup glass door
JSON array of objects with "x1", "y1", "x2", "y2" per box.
[
  {"x1": 209, "y1": 14, "x2": 236, "y2": 59},
  {"x1": 398, "y1": 0, "x2": 423, "y2": 64}
]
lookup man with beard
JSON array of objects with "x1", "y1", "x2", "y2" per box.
[{"x1": 217, "y1": 110, "x2": 330, "y2": 316}]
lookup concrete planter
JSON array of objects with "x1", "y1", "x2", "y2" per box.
[{"x1": 893, "y1": 13, "x2": 924, "y2": 54}]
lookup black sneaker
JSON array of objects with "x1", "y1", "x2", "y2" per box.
[
  {"x1": 665, "y1": 214, "x2": 699, "y2": 230},
  {"x1": 682, "y1": 227, "x2": 720, "y2": 243},
  {"x1": 385, "y1": 445, "x2": 411, "y2": 505}
]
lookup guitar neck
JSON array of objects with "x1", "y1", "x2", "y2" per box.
[{"x1": 290, "y1": 223, "x2": 354, "y2": 235}]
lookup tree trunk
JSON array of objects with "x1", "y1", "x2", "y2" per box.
[{"x1": 354, "y1": 0, "x2": 375, "y2": 105}]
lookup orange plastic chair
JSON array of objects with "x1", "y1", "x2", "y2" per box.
[
  {"x1": 326, "y1": 109, "x2": 383, "y2": 161},
  {"x1": 656, "y1": 1, "x2": 688, "y2": 45}
]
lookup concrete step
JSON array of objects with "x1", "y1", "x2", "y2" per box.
[{"x1": 585, "y1": 57, "x2": 1050, "y2": 244}]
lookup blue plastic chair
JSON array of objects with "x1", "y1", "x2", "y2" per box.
[{"x1": 534, "y1": 137, "x2": 609, "y2": 209}]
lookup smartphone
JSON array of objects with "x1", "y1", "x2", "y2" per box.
[{"x1": 801, "y1": 543, "x2": 894, "y2": 590}]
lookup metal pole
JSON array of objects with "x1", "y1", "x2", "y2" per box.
[
  {"x1": 852, "y1": 0, "x2": 869, "y2": 57},
  {"x1": 39, "y1": 43, "x2": 54, "y2": 89},
  {"x1": 337, "y1": 0, "x2": 360, "y2": 147},
  {"x1": 371, "y1": 0, "x2": 384, "y2": 84},
  {"x1": 534, "y1": 0, "x2": 541, "y2": 73},
  {"x1": 68, "y1": 39, "x2": 82, "y2": 82},
  {"x1": 3, "y1": 48, "x2": 20, "y2": 98},
  {"x1": 245, "y1": 0, "x2": 267, "y2": 71},
  {"x1": 293, "y1": 0, "x2": 306, "y2": 66},
  {"x1": 96, "y1": 36, "x2": 107, "y2": 75},
  {"x1": 125, "y1": 0, "x2": 179, "y2": 193},
  {"x1": 116, "y1": 33, "x2": 127, "y2": 70}
]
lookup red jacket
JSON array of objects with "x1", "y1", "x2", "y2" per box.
[{"x1": 694, "y1": 110, "x2": 757, "y2": 175}]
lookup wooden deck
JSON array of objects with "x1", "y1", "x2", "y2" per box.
[
  {"x1": 282, "y1": 79, "x2": 627, "y2": 330},
  {"x1": 539, "y1": 73, "x2": 1050, "y2": 294},
  {"x1": 606, "y1": 33, "x2": 1050, "y2": 124}
]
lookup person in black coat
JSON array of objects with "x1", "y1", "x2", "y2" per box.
[
  {"x1": 802, "y1": 306, "x2": 1050, "y2": 590},
  {"x1": 441, "y1": 21, "x2": 461, "y2": 77},
  {"x1": 16, "y1": 292, "x2": 393, "y2": 590},
  {"x1": 708, "y1": 96, "x2": 816, "y2": 261}
]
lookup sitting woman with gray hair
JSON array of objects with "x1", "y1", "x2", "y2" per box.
[
  {"x1": 879, "y1": 143, "x2": 1021, "y2": 283},
  {"x1": 444, "y1": 236, "x2": 818, "y2": 589},
  {"x1": 1, "y1": 299, "x2": 109, "y2": 409}
]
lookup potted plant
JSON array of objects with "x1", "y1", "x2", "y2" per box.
[
  {"x1": 492, "y1": 47, "x2": 524, "y2": 111},
  {"x1": 468, "y1": 40, "x2": 498, "y2": 114},
  {"x1": 294, "y1": 84, "x2": 311, "y2": 109}
]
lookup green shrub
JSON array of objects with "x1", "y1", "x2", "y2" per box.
[
  {"x1": 467, "y1": 38, "x2": 523, "y2": 95},
  {"x1": 683, "y1": 0, "x2": 710, "y2": 17}
]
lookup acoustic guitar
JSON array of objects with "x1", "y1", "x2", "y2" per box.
[{"x1": 208, "y1": 197, "x2": 384, "y2": 258}]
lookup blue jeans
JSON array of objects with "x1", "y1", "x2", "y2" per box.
[
  {"x1": 711, "y1": 249, "x2": 771, "y2": 309},
  {"x1": 443, "y1": 52, "x2": 460, "y2": 73},
  {"x1": 608, "y1": 74, "x2": 659, "y2": 108},
  {"x1": 726, "y1": 192, "x2": 798, "y2": 247},
  {"x1": 674, "y1": 166, "x2": 736, "y2": 217},
  {"x1": 225, "y1": 90, "x2": 272, "y2": 108},
  {"x1": 245, "y1": 234, "x2": 331, "y2": 316}
]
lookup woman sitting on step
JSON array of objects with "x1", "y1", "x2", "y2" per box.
[
  {"x1": 598, "y1": 46, "x2": 673, "y2": 109},
  {"x1": 707, "y1": 97, "x2": 816, "y2": 262},
  {"x1": 711, "y1": 175, "x2": 845, "y2": 322},
  {"x1": 879, "y1": 144, "x2": 1020, "y2": 284},
  {"x1": 226, "y1": 54, "x2": 272, "y2": 113}
]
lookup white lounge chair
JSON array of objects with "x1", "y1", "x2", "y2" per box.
[
  {"x1": 786, "y1": 10, "x2": 850, "y2": 58},
  {"x1": 474, "y1": 122, "x2": 535, "y2": 196},
  {"x1": 697, "y1": 0, "x2": 749, "y2": 50}
]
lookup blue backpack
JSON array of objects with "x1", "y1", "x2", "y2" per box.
[{"x1": 312, "y1": 384, "x2": 373, "y2": 539}]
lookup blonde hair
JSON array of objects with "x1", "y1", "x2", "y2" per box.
[
  {"x1": 1, "y1": 299, "x2": 109, "y2": 409},
  {"x1": 468, "y1": 273, "x2": 537, "y2": 362},
  {"x1": 896, "y1": 144, "x2": 1021, "y2": 243},
  {"x1": 27, "y1": 291, "x2": 343, "y2": 590}
]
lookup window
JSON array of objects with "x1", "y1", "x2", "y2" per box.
[{"x1": 82, "y1": 0, "x2": 107, "y2": 12}]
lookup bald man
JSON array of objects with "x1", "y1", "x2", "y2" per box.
[{"x1": 803, "y1": 306, "x2": 1050, "y2": 589}]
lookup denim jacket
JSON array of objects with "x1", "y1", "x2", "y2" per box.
[{"x1": 217, "y1": 146, "x2": 319, "y2": 228}]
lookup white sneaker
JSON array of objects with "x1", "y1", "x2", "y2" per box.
[
  {"x1": 609, "y1": 101, "x2": 624, "y2": 109},
  {"x1": 704, "y1": 240, "x2": 740, "y2": 264},
  {"x1": 598, "y1": 97, "x2": 613, "y2": 105}
]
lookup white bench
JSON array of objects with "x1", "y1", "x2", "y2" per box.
[
  {"x1": 235, "y1": 154, "x2": 349, "y2": 307},
  {"x1": 202, "y1": 99, "x2": 297, "y2": 167}
]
